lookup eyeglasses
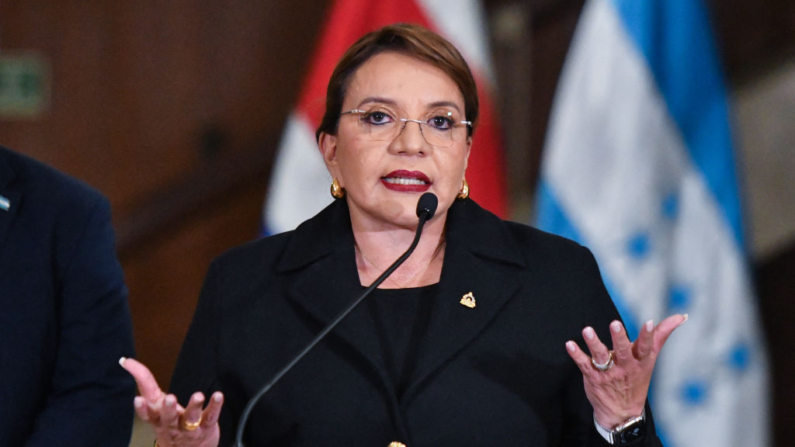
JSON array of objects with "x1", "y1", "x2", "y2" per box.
[{"x1": 340, "y1": 106, "x2": 472, "y2": 148}]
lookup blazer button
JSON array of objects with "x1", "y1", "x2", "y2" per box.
[{"x1": 388, "y1": 443, "x2": 406, "y2": 447}]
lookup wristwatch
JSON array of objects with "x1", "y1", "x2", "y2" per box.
[{"x1": 594, "y1": 409, "x2": 646, "y2": 445}]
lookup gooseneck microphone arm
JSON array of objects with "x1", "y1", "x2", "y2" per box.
[{"x1": 234, "y1": 193, "x2": 438, "y2": 447}]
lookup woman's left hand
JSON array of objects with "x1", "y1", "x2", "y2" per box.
[{"x1": 566, "y1": 314, "x2": 687, "y2": 429}]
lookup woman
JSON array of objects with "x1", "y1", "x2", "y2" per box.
[{"x1": 123, "y1": 23, "x2": 685, "y2": 446}]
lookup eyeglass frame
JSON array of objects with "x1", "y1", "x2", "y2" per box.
[{"x1": 339, "y1": 108, "x2": 472, "y2": 147}]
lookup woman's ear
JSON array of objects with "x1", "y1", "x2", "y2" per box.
[
  {"x1": 318, "y1": 132, "x2": 340, "y2": 177},
  {"x1": 464, "y1": 136, "x2": 473, "y2": 171}
]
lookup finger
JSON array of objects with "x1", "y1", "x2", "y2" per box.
[
  {"x1": 146, "y1": 398, "x2": 163, "y2": 425},
  {"x1": 609, "y1": 320, "x2": 633, "y2": 362},
  {"x1": 653, "y1": 314, "x2": 688, "y2": 352},
  {"x1": 582, "y1": 326, "x2": 611, "y2": 365},
  {"x1": 202, "y1": 392, "x2": 225, "y2": 428},
  {"x1": 133, "y1": 396, "x2": 150, "y2": 422},
  {"x1": 120, "y1": 357, "x2": 164, "y2": 402},
  {"x1": 566, "y1": 340, "x2": 597, "y2": 375},
  {"x1": 160, "y1": 394, "x2": 180, "y2": 430},
  {"x1": 182, "y1": 392, "x2": 206, "y2": 428},
  {"x1": 633, "y1": 319, "x2": 655, "y2": 359}
]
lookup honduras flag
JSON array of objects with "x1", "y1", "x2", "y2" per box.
[{"x1": 536, "y1": 0, "x2": 770, "y2": 446}]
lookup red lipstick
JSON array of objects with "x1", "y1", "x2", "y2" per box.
[{"x1": 381, "y1": 170, "x2": 432, "y2": 193}]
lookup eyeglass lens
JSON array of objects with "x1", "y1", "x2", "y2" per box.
[{"x1": 355, "y1": 107, "x2": 465, "y2": 147}]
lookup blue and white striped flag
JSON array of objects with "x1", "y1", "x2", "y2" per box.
[{"x1": 536, "y1": 1, "x2": 770, "y2": 446}]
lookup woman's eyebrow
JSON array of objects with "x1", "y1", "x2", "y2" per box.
[
  {"x1": 427, "y1": 101, "x2": 462, "y2": 113},
  {"x1": 356, "y1": 98, "x2": 462, "y2": 113},
  {"x1": 357, "y1": 97, "x2": 397, "y2": 107}
]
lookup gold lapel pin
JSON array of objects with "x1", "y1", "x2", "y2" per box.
[{"x1": 460, "y1": 292, "x2": 476, "y2": 308}]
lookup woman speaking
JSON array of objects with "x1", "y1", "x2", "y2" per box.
[{"x1": 123, "y1": 23, "x2": 685, "y2": 446}]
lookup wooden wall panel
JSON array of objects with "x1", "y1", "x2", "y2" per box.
[
  {"x1": 0, "y1": 0, "x2": 330, "y2": 385},
  {"x1": 123, "y1": 181, "x2": 266, "y2": 385},
  {"x1": 484, "y1": 0, "x2": 583, "y2": 218},
  {"x1": 707, "y1": 0, "x2": 795, "y2": 82},
  {"x1": 526, "y1": 0, "x2": 583, "y2": 193},
  {"x1": 0, "y1": 0, "x2": 329, "y2": 217}
]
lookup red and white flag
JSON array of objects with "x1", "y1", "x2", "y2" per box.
[{"x1": 263, "y1": 0, "x2": 506, "y2": 234}]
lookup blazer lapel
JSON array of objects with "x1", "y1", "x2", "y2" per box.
[
  {"x1": 286, "y1": 246, "x2": 390, "y2": 379},
  {"x1": 0, "y1": 153, "x2": 20, "y2": 247},
  {"x1": 279, "y1": 200, "x2": 393, "y2": 392},
  {"x1": 403, "y1": 200, "x2": 526, "y2": 404},
  {"x1": 275, "y1": 199, "x2": 528, "y2": 412}
]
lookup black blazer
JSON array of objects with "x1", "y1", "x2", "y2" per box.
[
  {"x1": 171, "y1": 198, "x2": 661, "y2": 446},
  {"x1": 0, "y1": 147, "x2": 136, "y2": 446}
]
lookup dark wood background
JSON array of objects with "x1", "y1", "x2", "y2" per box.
[{"x1": 1, "y1": 0, "x2": 793, "y2": 443}]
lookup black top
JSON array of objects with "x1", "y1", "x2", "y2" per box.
[{"x1": 367, "y1": 285, "x2": 438, "y2": 399}]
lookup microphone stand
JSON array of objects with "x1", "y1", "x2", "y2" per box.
[{"x1": 234, "y1": 193, "x2": 438, "y2": 446}]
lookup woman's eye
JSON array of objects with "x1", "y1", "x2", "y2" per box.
[
  {"x1": 429, "y1": 116, "x2": 454, "y2": 130},
  {"x1": 364, "y1": 111, "x2": 392, "y2": 125}
]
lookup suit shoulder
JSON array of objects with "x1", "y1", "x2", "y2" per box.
[
  {"x1": 503, "y1": 220, "x2": 588, "y2": 258},
  {"x1": 500, "y1": 220, "x2": 603, "y2": 284},
  {"x1": 211, "y1": 231, "x2": 293, "y2": 277},
  {"x1": 2, "y1": 146, "x2": 107, "y2": 212}
]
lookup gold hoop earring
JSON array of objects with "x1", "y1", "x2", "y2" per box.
[
  {"x1": 457, "y1": 179, "x2": 469, "y2": 200},
  {"x1": 330, "y1": 178, "x2": 345, "y2": 199}
]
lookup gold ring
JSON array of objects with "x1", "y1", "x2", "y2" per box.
[
  {"x1": 591, "y1": 350, "x2": 614, "y2": 371},
  {"x1": 181, "y1": 416, "x2": 202, "y2": 431}
]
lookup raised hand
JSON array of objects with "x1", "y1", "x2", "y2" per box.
[
  {"x1": 120, "y1": 358, "x2": 223, "y2": 447},
  {"x1": 565, "y1": 314, "x2": 687, "y2": 428}
]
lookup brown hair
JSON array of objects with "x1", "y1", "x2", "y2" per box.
[{"x1": 316, "y1": 23, "x2": 479, "y2": 142}]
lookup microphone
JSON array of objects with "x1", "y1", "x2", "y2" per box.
[
  {"x1": 416, "y1": 191, "x2": 438, "y2": 220},
  {"x1": 234, "y1": 193, "x2": 438, "y2": 446}
]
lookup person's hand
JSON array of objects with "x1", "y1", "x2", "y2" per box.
[
  {"x1": 120, "y1": 358, "x2": 223, "y2": 447},
  {"x1": 565, "y1": 314, "x2": 687, "y2": 429}
]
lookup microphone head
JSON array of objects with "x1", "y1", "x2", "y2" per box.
[{"x1": 416, "y1": 193, "x2": 438, "y2": 220}]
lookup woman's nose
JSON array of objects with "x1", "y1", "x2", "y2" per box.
[{"x1": 389, "y1": 120, "x2": 428, "y2": 155}]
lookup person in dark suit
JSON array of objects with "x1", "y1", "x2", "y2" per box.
[
  {"x1": 122, "y1": 24, "x2": 686, "y2": 446},
  {"x1": 0, "y1": 146, "x2": 137, "y2": 445}
]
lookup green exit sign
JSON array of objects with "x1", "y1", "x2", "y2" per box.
[{"x1": 0, "y1": 53, "x2": 50, "y2": 118}]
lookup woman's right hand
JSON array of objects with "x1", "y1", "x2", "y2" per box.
[{"x1": 120, "y1": 358, "x2": 223, "y2": 447}]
